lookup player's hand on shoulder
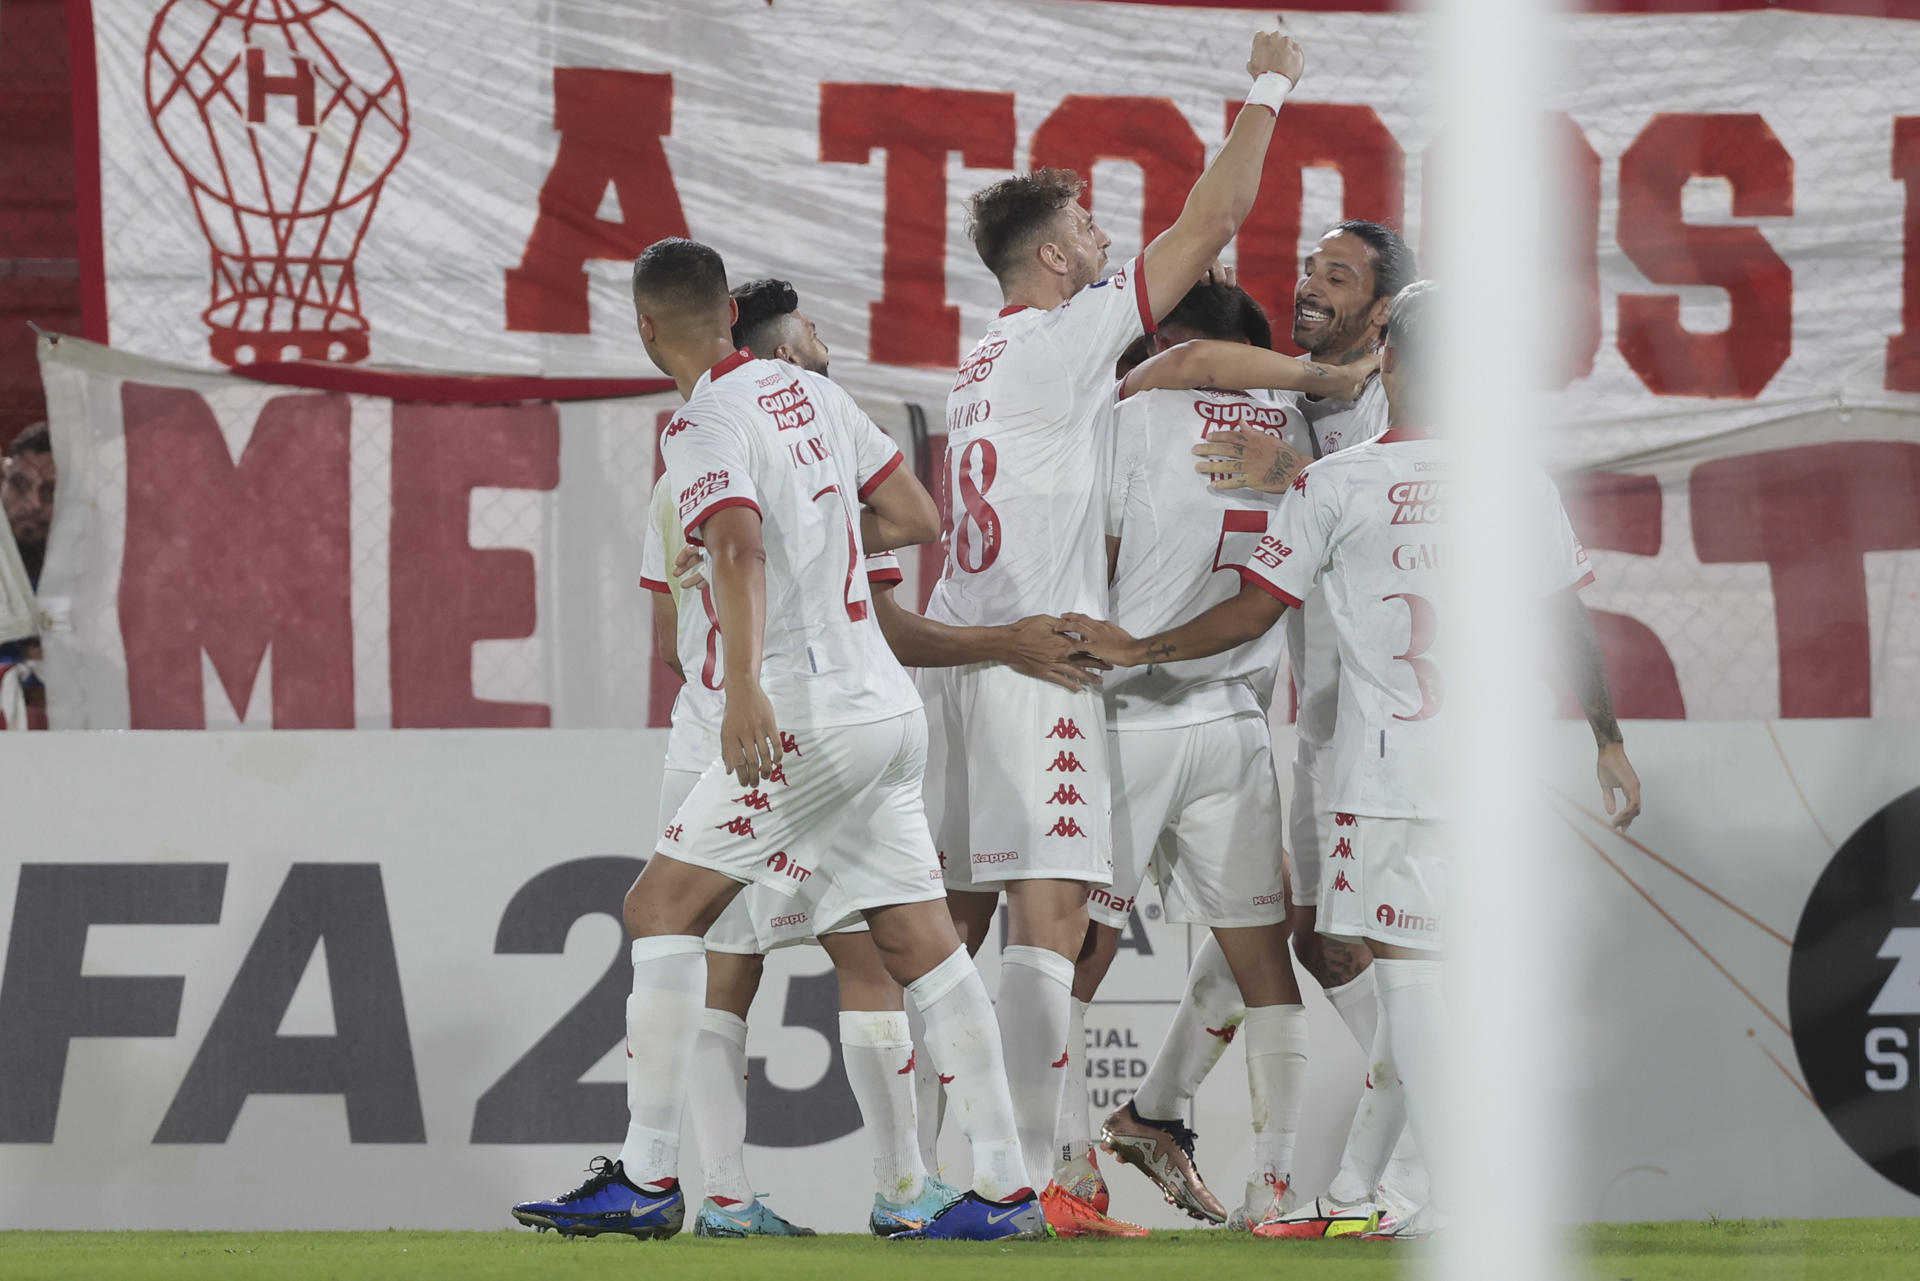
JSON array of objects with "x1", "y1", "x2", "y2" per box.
[
  {"x1": 1333, "y1": 350, "x2": 1383, "y2": 400},
  {"x1": 721, "y1": 683, "x2": 782, "y2": 788},
  {"x1": 1247, "y1": 26, "x2": 1305, "y2": 86},
  {"x1": 1193, "y1": 428, "x2": 1306, "y2": 493},
  {"x1": 1596, "y1": 741, "x2": 1642, "y2": 831},
  {"x1": 1062, "y1": 613, "x2": 1143, "y2": 668},
  {"x1": 673, "y1": 544, "x2": 707, "y2": 591}
]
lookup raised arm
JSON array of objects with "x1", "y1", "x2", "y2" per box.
[
  {"x1": 1558, "y1": 588, "x2": 1641, "y2": 829},
  {"x1": 1140, "y1": 29, "x2": 1305, "y2": 319},
  {"x1": 871, "y1": 584, "x2": 1107, "y2": 693},
  {"x1": 1066, "y1": 579, "x2": 1286, "y2": 668},
  {"x1": 1120, "y1": 340, "x2": 1376, "y2": 402},
  {"x1": 702, "y1": 506, "x2": 781, "y2": 786}
]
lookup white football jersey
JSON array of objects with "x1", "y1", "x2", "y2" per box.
[
  {"x1": 1284, "y1": 376, "x2": 1389, "y2": 746},
  {"x1": 1241, "y1": 429, "x2": 1592, "y2": 819},
  {"x1": 925, "y1": 256, "x2": 1155, "y2": 627},
  {"x1": 1104, "y1": 385, "x2": 1311, "y2": 729},
  {"x1": 659, "y1": 351, "x2": 921, "y2": 731}
]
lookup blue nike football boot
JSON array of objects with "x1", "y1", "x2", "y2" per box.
[
  {"x1": 693, "y1": 1197, "x2": 818, "y2": 1237},
  {"x1": 889, "y1": 1187, "x2": 1049, "y2": 1241},
  {"x1": 511, "y1": 1157, "x2": 685, "y2": 1239},
  {"x1": 870, "y1": 1174, "x2": 965, "y2": 1236}
]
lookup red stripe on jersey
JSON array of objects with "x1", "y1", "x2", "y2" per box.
[
  {"x1": 684, "y1": 496, "x2": 762, "y2": 545},
  {"x1": 858, "y1": 451, "x2": 906, "y2": 501},
  {"x1": 998, "y1": 305, "x2": 1030, "y2": 318},
  {"x1": 1573, "y1": 569, "x2": 1596, "y2": 592},
  {"x1": 1378, "y1": 424, "x2": 1432, "y2": 443},
  {"x1": 639, "y1": 576, "x2": 671, "y2": 594},
  {"x1": 709, "y1": 348, "x2": 755, "y2": 382},
  {"x1": 867, "y1": 568, "x2": 905, "y2": 587},
  {"x1": 1236, "y1": 567, "x2": 1303, "y2": 610}
]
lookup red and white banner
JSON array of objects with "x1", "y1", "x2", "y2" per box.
[{"x1": 73, "y1": 1, "x2": 1920, "y2": 465}]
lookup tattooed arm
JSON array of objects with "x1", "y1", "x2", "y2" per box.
[
  {"x1": 1119, "y1": 340, "x2": 1377, "y2": 402},
  {"x1": 1065, "y1": 580, "x2": 1286, "y2": 668},
  {"x1": 1560, "y1": 589, "x2": 1642, "y2": 829}
]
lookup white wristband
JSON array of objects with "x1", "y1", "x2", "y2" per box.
[{"x1": 1246, "y1": 71, "x2": 1291, "y2": 117}]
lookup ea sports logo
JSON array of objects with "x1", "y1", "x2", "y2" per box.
[{"x1": 1789, "y1": 786, "x2": 1920, "y2": 1195}]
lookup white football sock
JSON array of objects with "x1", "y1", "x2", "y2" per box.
[
  {"x1": 616, "y1": 935, "x2": 706, "y2": 1188},
  {"x1": 1323, "y1": 967, "x2": 1406, "y2": 1207},
  {"x1": 906, "y1": 945, "x2": 1028, "y2": 1200},
  {"x1": 905, "y1": 995, "x2": 946, "y2": 1173},
  {"x1": 1131, "y1": 931, "x2": 1244, "y2": 1120},
  {"x1": 1241, "y1": 1004, "x2": 1309, "y2": 1211},
  {"x1": 1373, "y1": 958, "x2": 1446, "y2": 1211},
  {"x1": 686, "y1": 1007, "x2": 754, "y2": 1205},
  {"x1": 840, "y1": 1009, "x2": 927, "y2": 1204},
  {"x1": 1054, "y1": 997, "x2": 1094, "y2": 1176},
  {"x1": 996, "y1": 944, "x2": 1075, "y2": 1192}
]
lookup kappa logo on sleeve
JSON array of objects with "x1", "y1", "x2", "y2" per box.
[
  {"x1": 756, "y1": 380, "x2": 817, "y2": 432},
  {"x1": 678, "y1": 470, "x2": 731, "y2": 516},
  {"x1": 663, "y1": 415, "x2": 694, "y2": 439}
]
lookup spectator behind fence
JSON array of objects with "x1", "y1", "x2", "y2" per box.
[{"x1": 1, "y1": 422, "x2": 53, "y2": 729}]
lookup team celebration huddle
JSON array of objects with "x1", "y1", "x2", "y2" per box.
[{"x1": 511, "y1": 24, "x2": 1642, "y2": 1245}]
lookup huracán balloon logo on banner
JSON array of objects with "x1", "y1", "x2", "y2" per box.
[{"x1": 144, "y1": 0, "x2": 409, "y2": 367}]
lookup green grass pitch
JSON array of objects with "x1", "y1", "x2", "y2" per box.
[{"x1": 3, "y1": 1220, "x2": 1917, "y2": 1280}]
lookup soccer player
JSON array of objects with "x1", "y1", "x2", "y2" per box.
[
  {"x1": 647, "y1": 278, "x2": 1102, "y2": 1236},
  {"x1": 925, "y1": 23, "x2": 1307, "y2": 1235},
  {"x1": 1129, "y1": 222, "x2": 1438, "y2": 1238},
  {"x1": 511, "y1": 239, "x2": 1047, "y2": 1242},
  {"x1": 1049, "y1": 280, "x2": 1370, "y2": 1231},
  {"x1": 1069, "y1": 279, "x2": 1643, "y2": 1240}
]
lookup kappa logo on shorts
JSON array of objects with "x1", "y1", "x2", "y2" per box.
[
  {"x1": 780, "y1": 732, "x2": 803, "y2": 757},
  {"x1": 1206, "y1": 1024, "x2": 1238, "y2": 1044},
  {"x1": 764, "y1": 764, "x2": 789, "y2": 786},
  {"x1": 1046, "y1": 751, "x2": 1086, "y2": 773},
  {"x1": 769, "y1": 912, "x2": 809, "y2": 929},
  {"x1": 1377, "y1": 902, "x2": 1439, "y2": 932},
  {"x1": 716, "y1": 816, "x2": 757, "y2": 837},
  {"x1": 899, "y1": 1050, "x2": 916, "y2": 1075},
  {"x1": 733, "y1": 790, "x2": 774, "y2": 812},
  {"x1": 1332, "y1": 870, "x2": 1355, "y2": 893},
  {"x1": 766, "y1": 851, "x2": 813, "y2": 883},
  {"x1": 1252, "y1": 891, "x2": 1285, "y2": 906},
  {"x1": 662, "y1": 822, "x2": 683, "y2": 841},
  {"x1": 1047, "y1": 784, "x2": 1087, "y2": 806},
  {"x1": 1045, "y1": 817, "x2": 1088, "y2": 838},
  {"x1": 1046, "y1": 718, "x2": 1085, "y2": 740},
  {"x1": 974, "y1": 850, "x2": 1019, "y2": 865},
  {"x1": 1334, "y1": 813, "x2": 1357, "y2": 827},
  {"x1": 1332, "y1": 837, "x2": 1354, "y2": 860}
]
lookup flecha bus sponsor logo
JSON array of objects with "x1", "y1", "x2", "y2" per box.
[
  {"x1": 1389, "y1": 480, "x2": 1447, "y2": 525},
  {"x1": 678, "y1": 470, "x2": 730, "y2": 516},
  {"x1": 1251, "y1": 534, "x2": 1292, "y2": 569}
]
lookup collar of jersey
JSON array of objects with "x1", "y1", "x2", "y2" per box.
[
  {"x1": 997, "y1": 305, "x2": 1030, "y2": 318},
  {"x1": 1378, "y1": 423, "x2": 1432, "y2": 443},
  {"x1": 702, "y1": 347, "x2": 756, "y2": 385}
]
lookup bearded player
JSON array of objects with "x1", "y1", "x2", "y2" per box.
[
  {"x1": 924, "y1": 23, "x2": 1307, "y2": 1236},
  {"x1": 512, "y1": 239, "x2": 1047, "y2": 1242},
  {"x1": 1070, "y1": 279, "x2": 1642, "y2": 1240}
]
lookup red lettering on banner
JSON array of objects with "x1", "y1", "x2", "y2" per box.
[
  {"x1": 119, "y1": 383, "x2": 353, "y2": 728},
  {"x1": 389, "y1": 404, "x2": 560, "y2": 727},
  {"x1": 819, "y1": 84, "x2": 1016, "y2": 367},
  {"x1": 504, "y1": 70, "x2": 691, "y2": 335},
  {"x1": 1889, "y1": 117, "x2": 1920, "y2": 392},
  {"x1": 1691, "y1": 443, "x2": 1920, "y2": 717},
  {"x1": 1029, "y1": 96, "x2": 1205, "y2": 241},
  {"x1": 1228, "y1": 102, "x2": 1405, "y2": 356},
  {"x1": 1617, "y1": 113, "x2": 1794, "y2": 398},
  {"x1": 1559, "y1": 472, "x2": 1685, "y2": 719}
]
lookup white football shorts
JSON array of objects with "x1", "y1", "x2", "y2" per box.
[
  {"x1": 1287, "y1": 737, "x2": 1332, "y2": 909},
  {"x1": 1095, "y1": 712, "x2": 1288, "y2": 930},
  {"x1": 656, "y1": 710, "x2": 946, "y2": 920},
  {"x1": 918, "y1": 662, "x2": 1113, "y2": 893},
  {"x1": 1317, "y1": 814, "x2": 1446, "y2": 952}
]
